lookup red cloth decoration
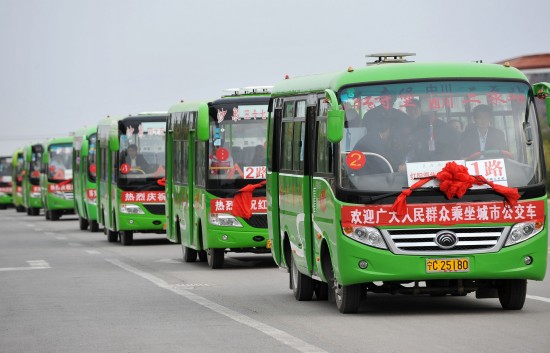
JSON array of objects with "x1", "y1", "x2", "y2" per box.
[
  {"x1": 157, "y1": 177, "x2": 166, "y2": 186},
  {"x1": 391, "y1": 161, "x2": 519, "y2": 216},
  {"x1": 231, "y1": 181, "x2": 266, "y2": 220},
  {"x1": 58, "y1": 178, "x2": 72, "y2": 186}
]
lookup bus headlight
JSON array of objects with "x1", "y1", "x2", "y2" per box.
[
  {"x1": 31, "y1": 192, "x2": 41, "y2": 198},
  {"x1": 343, "y1": 226, "x2": 387, "y2": 249},
  {"x1": 53, "y1": 191, "x2": 67, "y2": 199},
  {"x1": 120, "y1": 204, "x2": 145, "y2": 214},
  {"x1": 209, "y1": 213, "x2": 243, "y2": 227},
  {"x1": 0, "y1": 192, "x2": 5, "y2": 197},
  {"x1": 505, "y1": 221, "x2": 544, "y2": 247}
]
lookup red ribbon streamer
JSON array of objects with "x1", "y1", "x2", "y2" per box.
[
  {"x1": 391, "y1": 161, "x2": 519, "y2": 216},
  {"x1": 231, "y1": 181, "x2": 266, "y2": 220}
]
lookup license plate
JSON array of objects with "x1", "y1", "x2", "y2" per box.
[
  {"x1": 426, "y1": 258, "x2": 470, "y2": 273},
  {"x1": 266, "y1": 239, "x2": 272, "y2": 249}
]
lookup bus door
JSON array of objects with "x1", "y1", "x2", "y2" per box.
[
  {"x1": 280, "y1": 98, "x2": 315, "y2": 274},
  {"x1": 165, "y1": 117, "x2": 176, "y2": 242}
]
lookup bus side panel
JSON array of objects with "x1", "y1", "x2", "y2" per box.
[
  {"x1": 267, "y1": 171, "x2": 282, "y2": 265},
  {"x1": 165, "y1": 129, "x2": 177, "y2": 242}
]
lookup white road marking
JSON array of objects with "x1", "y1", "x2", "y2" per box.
[
  {"x1": 0, "y1": 260, "x2": 51, "y2": 272},
  {"x1": 106, "y1": 259, "x2": 328, "y2": 353},
  {"x1": 155, "y1": 258, "x2": 181, "y2": 264},
  {"x1": 25, "y1": 224, "x2": 35, "y2": 228},
  {"x1": 527, "y1": 295, "x2": 550, "y2": 304},
  {"x1": 34, "y1": 228, "x2": 43, "y2": 231},
  {"x1": 55, "y1": 236, "x2": 67, "y2": 240},
  {"x1": 85, "y1": 250, "x2": 101, "y2": 255},
  {"x1": 44, "y1": 232, "x2": 55, "y2": 236},
  {"x1": 68, "y1": 243, "x2": 83, "y2": 247}
]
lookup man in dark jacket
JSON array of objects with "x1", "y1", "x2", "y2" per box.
[
  {"x1": 125, "y1": 144, "x2": 151, "y2": 172},
  {"x1": 459, "y1": 104, "x2": 507, "y2": 158}
]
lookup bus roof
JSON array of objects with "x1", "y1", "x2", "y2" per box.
[
  {"x1": 271, "y1": 62, "x2": 529, "y2": 97},
  {"x1": 168, "y1": 95, "x2": 270, "y2": 114},
  {"x1": 45, "y1": 136, "x2": 74, "y2": 148}
]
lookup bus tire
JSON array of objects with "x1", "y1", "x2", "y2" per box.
[
  {"x1": 27, "y1": 207, "x2": 32, "y2": 215},
  {"x1": 315, "y1": 281, "x2": 329, "y2": 301},
  {"x1": 50, "y1": 210, "x2": 61, "y2": 221},
  {"x1": 182, "y1": 246, "x2": 197, "y2": 263},
  {"x1": 120, "y1": 231, "x2": 133, "y2": 246},
  {"x1": 79, "y1": 215, "x2": 89, "y2": 230},
  {"x1": 291, "y1": 255, "x2": 314, "y2": 301},
  {"x1": 206, "y1": 248, "x2": 224, "y2": 269},
  {"x1": 0, "y1": 204, "x2": 6, "y2": 210},
  {"x1": 107, "y1": 229, "x2": 118, "y2": 242},
  {"x1": 45, "y1": 209, "x2": 51, "y2": 220},
  {"x1": 198, "y1": 250, "x2": 207, "y2": 262},
  {"x1": 31, "y1": 208, "x2": 40, "y2": 216},
  {"x1": 498, "y1": 279, "x2": 527, "y2": 310},
  {"x1": 335, "y1": 283, "x2": 362, "y2": 314},
  {"x1": 89, "y1": 221, "x2": 99, "y2": 233}
]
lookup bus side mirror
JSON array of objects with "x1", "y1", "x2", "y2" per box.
[
  {"x1": 197, "y1": 103, "x2": 210, "y2": 142},
  {"x1": 532, "y1": 82, "x2": 550, "y2": 126},
  {"x1": 325, "y1": 89, "x2": 345, "y2": 143}
]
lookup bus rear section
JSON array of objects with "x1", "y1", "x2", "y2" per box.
[
  {"x1": 267, "y1": 58, "x2": 550, "y2": 313},
  {"x1": 41, "y1": 137, "x2": 75, "y2": 221},
  {"x1": 166, "y1": 90, "x2": 271, "y2": 269},
  {"x1": 23, "y1": 143, "x2": 44, "y2": 216},
  {"x1": 73, "y1": 126, "x2": 99, "y2": 232},
  {"x1": 97, "y1": 113, "x2": 168, "y2": 245},
  {"x1": 0, "y1": 156, "x2": 13, "y2": 209}
]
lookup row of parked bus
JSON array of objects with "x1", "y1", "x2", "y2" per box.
[{"x1": 1, "y1": 54, "x2": 550, "y2": 313}]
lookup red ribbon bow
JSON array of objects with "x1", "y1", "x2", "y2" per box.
[
  {"x1": 231, "y1": 181, "x2": 266, "y2": 220},
  {"x1": 391, "y1": 161, "x2": 519, "y2": 216}
]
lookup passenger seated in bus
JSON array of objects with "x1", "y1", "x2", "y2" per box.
[
  {"x1": 49, "y1": 153, "x2": 67, "y2": 179},
  {"x1": 459, "y1": 104, "x2": 507, "y2": 158},
  {"x1": 448, "y1": 118, "x2": 463, "y2": 134},
  {"x1": 353, "y1": 117, "x2": 394, "y2": 174},
  {"x1": 250, "y1": 145, "x2": 265, "y2": 166},
  {"x1": 125, "y1": 144, "x2": 152, "y2": 173}
]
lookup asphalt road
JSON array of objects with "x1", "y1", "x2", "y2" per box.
[{"x1": 1, "y1": 210, "x2": 549, "y2": 353}]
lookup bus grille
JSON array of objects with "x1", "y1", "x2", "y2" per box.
[
  {"x1": 243, "y1": 214, "x2": 268, "y2": 229},
  {"x1": 381, "y1": 227, "x2": 509, "y2": 255},
  {"x1": 143, "y1": 204, "x2": 166, "y2": 215}
]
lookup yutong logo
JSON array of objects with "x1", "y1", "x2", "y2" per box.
[{"x1": 435, "y1": 231, "x2": 458, "y2": 249}]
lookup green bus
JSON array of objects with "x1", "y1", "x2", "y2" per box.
[
  {"x1": 41, "y1": 136, "x2": 75, "y2": 221},
  {"x1": 22, "y1": 143, "x2": 44, "y2": 216},
  {"x1": 266, "y1": 54, "x2": 550, "y2": 313},
  {"x1": 11, "y1": 148, "x2": 25, "y2": 212},
  {"x1": 97, "y1": 113, "x2": 168, "y2": 245},
  {"x1": 166, "y1": 88, "x2": 271, "y2": 268},
  {"x1": 0, "y1": 156, "x2": 13, "y2": 209},
  {"x1": 73, "y1": 125, "x2": 99, "y2": 232}
]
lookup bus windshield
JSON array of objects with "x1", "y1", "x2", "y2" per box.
[
  {"x1": 208, "y1": 103, "x2": 268, "y2": 189},
  {"x1": 30, "y1": 146, "x2": 43, "y2": 181},
  {"x1": 88, "y1": 133, "x2": 97, "y2": 182},
  {"x1": 118, "y1": 120, "x2": 165, "y2": 188},
  {"x1": 0, "y1": 157, "x2": 12, "y2": 183},
  {"x1": 48, "y1": 144, "x2": 73, "y2": 182},
  {"x1": 15, "y1": 153, "x2": 24, "y2": 185},
  {"x1": 338, "y1": 80, "x2": 541, "y2": 192}
]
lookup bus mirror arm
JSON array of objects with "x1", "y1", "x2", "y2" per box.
[
  {"x1": 532, "y1": 82, "x2": 550, "y2": 126},
  {"x1": 325, "y1": 89, "x2": 345, "y2": 143}
]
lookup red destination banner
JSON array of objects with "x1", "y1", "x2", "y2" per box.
[
  {"x1": 0, "y1": 186, "x2": 11, "y2": 193},
  {"x1": 87, "y1": 188, "x2": 97, "y2": 200},
  {"x1": 16, "y1": 186, "x2": 22, "y2": 193},
  {"x1": 341, "y1": 200, "x2": 545, "y2": 227},
  {"x1": 121, "y1": 191, "x2": 166, "y2": 203},
  {"x1": 32, "y1": 186, "x2": 41, "y2": 193},
  {"x1": 48, "y1": 183, "x2": 73, "y2": 192},
  {"x1": 210, "y1": 197, "x2": 267, "y2": 214}
]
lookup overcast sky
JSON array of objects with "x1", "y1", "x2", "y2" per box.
[{"x1": 1, "y1": 0, "x2": 548, "y2": 155}]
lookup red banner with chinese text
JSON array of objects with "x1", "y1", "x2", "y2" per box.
[
  {"x1": 341, "y1": 200, "x2": 545, "y2": 227},
  {"x1": 121, "y1": 191, "x2": 166, "y2": 203},
  {"x1": 48, "y1": 183, "x2": 73, "y2": 192},
  {"x1": 210, "y1": 197, "x2": 267, "y2": 214},
  {"x1": 87, "y1": 188, "x2": 97, "y2": 200}
]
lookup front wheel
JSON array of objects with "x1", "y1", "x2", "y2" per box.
[
  {"x1": 290, "y1": 255, "x2": 314, "y2": 301},
  {"x1": 89, "y1": 221, "x2": 99, "y2": 233},
  {"x1": 50, "y1": 210, "x2": 61, "y2": 221},
  {"x1": 31, "y1": 208, "x2": 40, "y2": 216},
  {"x1": 198, "y1": 250, "x2": 207, "y2": 262},
  {"x1": 79, "y1": 215, "x2": 89, "y2": 230},
  {"x1": 107, "y1": 229, "x2": 118, "y2": 243},
  {"x1": 206, "y1": 248, "x2": 224, "y2": 269},
  {"x1": 182, "y1": 246, "x2": 197, "y2": 263},
  {"x1": 498, "y1": 279, "x2": 527, "y2": 310},
  {"x1": 120, "y1": 230, "x2": 133, "y2": 246}
]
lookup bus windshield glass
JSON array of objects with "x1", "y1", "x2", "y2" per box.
[
  {"x1": 0, "y1": 157, "x2": 12, "y2": 183},
  {"x1": 208, "y1": 103, "x2": 268, "y2": 189},
  {"x1": 15, "y1": 153, "x2": 24, "y2": 185},
  {"x1": 48, "y1": 144, "x2": 73, "y2": 182},
  {"x1": 88, "y1": 133, "x2": 97, "y2": 182},
  {"x1": 118, "y1": 120, "x2": 165, "y2": 188},
  {"x1": 30, "y1": 145, "x2": 43, "y2": 181},
  {"x1": 338, "y1": 80, "x2": 541, "y2": 192}
]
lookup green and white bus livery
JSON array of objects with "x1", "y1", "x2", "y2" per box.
[
  {"x1": 41, "y1": 136, "x2": 75, "y2": 221},
  {"x1": 11, "y1": 148, "x2": 25, "y2": 212},
  {"x1": 73, "y1": 125, "x2": 99, "y2": 232},
  {"x1": 97, "y1": 113, "x2": 168, "y2": 245},
  {"x1": 266, "y1": 55, "x2": 550, "y2": 313},
  {"x1": 166, "y1": 88, "x2": 271, "y2": 268},
  {"x1": 0, "y1": 156, "x2": 13, "y2": 209},
  {"x1": 22, "y1": 143, "x2": 44, "y2": 216}
]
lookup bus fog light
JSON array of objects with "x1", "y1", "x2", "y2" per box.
[
  {"x1": 129, "y1": 219, "x2": 134, "y2": 224},
  {"x1": 343, "y1": 226, "x2": 387, "y2": 249},
  {"x1": 524, "y1": 256, "x2": 533, "y2": 265},
  {"x1": 221, "y1": 234, "x2": 228, "y2": 241},
  {"x1": 505, "y1": 221, "x2": 543, "y2": 247},
  {"x1": 358, "y1": 260, "x2": 368, "y2": 269}
]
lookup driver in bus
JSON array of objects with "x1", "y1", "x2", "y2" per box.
[
  {"x1": 459, "y1": 104, "x2": 507, "y2": 158},
  {"x1": 126, "y1": 144, "x2": 151, "y2": 173},
  {"x1": 353, "y1": 117, "x2": 395, "y2": 174}
]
